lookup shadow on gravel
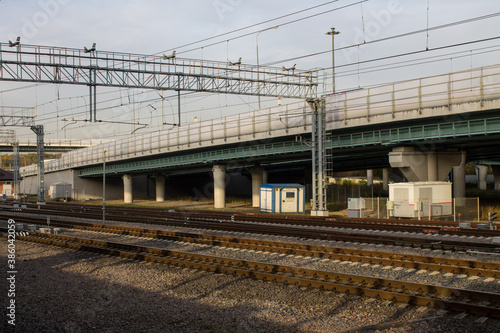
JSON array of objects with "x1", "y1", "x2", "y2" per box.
[{"x1": 1, "y1": 245, "x2": 306, "y2": 333}]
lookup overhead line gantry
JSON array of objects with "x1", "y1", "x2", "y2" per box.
[
  {"x1": 0, "y1": 43, "x2": 318, "y2": 121},
  {"x1": 0, "y1": 42, "x2": 326, "y2": 213}
]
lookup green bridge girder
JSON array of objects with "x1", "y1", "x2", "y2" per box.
[
  {"x1": 76, "y1": 114, "x2": 500, "y2": 177},
  {"x1": 77, "y1": 141, "x2": 311, "y2": 177},
  {"x1": 332, "y1": 115, "x2": 500, "y2": 148}
]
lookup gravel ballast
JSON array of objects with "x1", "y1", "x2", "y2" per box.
[{"x1": 2, "y1": 240, "x2": 500, "y2": 333}]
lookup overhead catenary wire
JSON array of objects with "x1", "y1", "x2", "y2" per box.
[
  {"x1": 263, "y1": 11, "x2": 500, "y2": 67},
  {"x1": 4, "y1": 4, "x2": 500, "y2": 142},
  {"x1": 154, "y1": 0, "x2": 346, "y2": 55}
]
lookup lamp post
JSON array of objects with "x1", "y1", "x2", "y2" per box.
[
  {"x1": 102, "y1": 150, "x2": 106, "y2": 223},
  {"x1": 256, "y1": 25, "x2": 279, "y2": 109},
  {"x1": 325, "y1": 27, "x2": 340, "y2": 94}
]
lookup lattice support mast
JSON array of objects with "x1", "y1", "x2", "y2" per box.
[
  {"x1": 30, "y1": 125, "x2": 45, "y2": 204},
  {"x1": 12, "y1": 141, "x2": 20, "y2": 200},
  {"x1": 308, "y1": 98, "x2": 328, "y2": 216}
]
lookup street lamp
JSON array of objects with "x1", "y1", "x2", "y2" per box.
[
  {"x1": 103, "y1": 150, "x2": 106, "y2": 223},
  {"x1": 256, "y1": 25, "x2": 279, "y2": 109},
  {"x1": 325, "y1": 27, "x2": 340, "y2": 94}
]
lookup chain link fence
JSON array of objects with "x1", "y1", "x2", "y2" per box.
[
  {"x1": 453, "y1": 197, "x2": 481, "y2": 223},
  {"x1": 326, "y1": 184, "x2": 482, "y2": 222}
]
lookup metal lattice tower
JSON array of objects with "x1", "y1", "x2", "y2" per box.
[
  {"x1": 308, "y1": 98, "x2": 328, "y2": 216},
  {"x1": 12, "y1": 141, "x2": 20, "y2": 199},
  {"x1": 30, "y1": 125, "x2": 45, "y2": 204}
]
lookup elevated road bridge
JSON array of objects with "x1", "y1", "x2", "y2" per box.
[
  {"x1": 20, "y1": 64, "x2": 500, "y2": 207},
  {"x1": 0, "y1": 139, "x2": 97, "y2": 153}
]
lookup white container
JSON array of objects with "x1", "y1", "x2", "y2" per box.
[
  {"x1": 388, "y1": 182, "x2": 452, "y2": 218},
  {"x1": 260, "y1": 184, "x2": 305, "y2": 213}
]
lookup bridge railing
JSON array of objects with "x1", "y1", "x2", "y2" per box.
[
  {"x1": 328, "y1": 64, "x2": 500, "y2": 124},
  {"x1": 20, "y1": 64, "x2": 500, "y2": 177}
]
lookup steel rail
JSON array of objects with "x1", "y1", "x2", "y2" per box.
[
  {"x1": 5, "y1": 231, "x2": 500, "y2": 319},
  {"x1": 11, "y1": 201, "x2": 499, "y2": 236},
  {"x1": 4, "y1": 214, "x2": 500, "y2": 278},
  {"x1": 2, "y1": 208, "x2": 499, "y2": 253}
]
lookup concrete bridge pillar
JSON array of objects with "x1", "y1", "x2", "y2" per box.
[
  {"x1": 263, "y1": 169, "x2": 268, "y2": 185},
  {"x1": 366, "y1": 169, "x2": 373, "y2": 186},
  {"x1": 476, "y1": 165, "x2": 489, "y2": 190},
  {"x1": 155, "y1": 175, "x2": 165, "y2": 202},
  {"x1": 427, "y1": 152, "x2": 438, "y2": 181},
  {"x1": 123, "y1": 174, "x2": 133, "y2": 203},
  {"x1": 389, "y1": 147, "x2": 462, "y2": 182},
  {"x1": 382, "y1": 168, "x2": 389, "y2": 191},
  {"x1": 251, "y1": 167, "x2": 265, "y2": 207},
  {"x1": 213, "y1": 165, "x2": 226, "y2": 208},
  {"x1": 452, "y1": 151, "x2": 466, "y2": 199},
  {"x1": 493, "y1": 165, "x2": 500, "y2": 191}
]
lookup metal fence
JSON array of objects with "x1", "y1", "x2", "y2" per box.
[
  {"x1": 327, "y1": 183, "x2": 482, "y2": 222},
  {"x1": 453, "y1": 197, "x2": 481, "y2": 223}
]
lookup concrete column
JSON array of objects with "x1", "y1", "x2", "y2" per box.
[
  {"x1": 427, "y1": 152, "x2": 438, "y2": 181},
  {"x1": 452, "y1": 151, "x2": 466, "y2": 199},
  {"x1": 389, "y1": 147, "x2": 462, "y2": 182},
  {"x1": 263, "y1": 169, "x2": 269, "y2": 185},
  {"x1": 251, "y1": 167, "x2": 264, "y2": 208},
  {"x1": 476, "y1": 165, "x2": 489, "y2": 190},
  {"x1": 366, "y1": 169, "x2": 373, "y2": 186},
  {"x1": 493, "y1": 165, "x2": 500, "y2": 191},
  {"x1": 382, "y1": 168, "x2": 389, "y2": 191},
  {"x1": 155, "y1": 175, "x2": 165, "y2": 202},
  {"x1": 122, "y1": 174, "x2": 133, "y2": 203},
  {"x1": 213, "y1": 165, "x2": 226, "y2": 208}
]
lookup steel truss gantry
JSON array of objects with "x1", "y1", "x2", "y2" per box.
[
  {"x1": 0, "y1": 107, "x2": 44, "y2": 203},
  {"x1": 0, "y1": 129, "x2": 20, "y2": 199},
  {"x1": 0, "y1": 106, "x2": 35, "y2": 127},
  {"x1": 0, "y1": 43, "x2": 318, "y2": 101}
]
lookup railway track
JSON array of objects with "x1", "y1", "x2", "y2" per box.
[
  {"x1": 5, "y1": 201, "x2": 499, "y2": 237},
  {"x1": 4, "y1": 229, "x2": 500, "y2": 319},
  {"x1": 2, "y1": 209, "x2": 500, "y2": 253},
  {"x1": 6, "y1": 214, "x2": 500, "y2": 278}
]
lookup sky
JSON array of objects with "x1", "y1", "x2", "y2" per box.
[{"x1": 1, "y1": 0, "x2": 499, "y2": 142}]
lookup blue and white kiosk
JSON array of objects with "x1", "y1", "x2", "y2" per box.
[{"x1": 259, "y1": 183, "x2": 305, "y2": 213}]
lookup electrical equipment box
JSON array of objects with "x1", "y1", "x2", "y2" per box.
[
  {"x1": 388, "y1": 182, "x2": 452, "y2": 218},
  {"x1": 348, "y1": 198, "x2": 365, "y2": 218},
  {"x1": 260, "y1": 184, "x2": 305, "y2": 213}
]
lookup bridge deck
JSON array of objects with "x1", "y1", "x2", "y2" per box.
[{"x1": 20, "y1": 64, "x2": 500, "y2": 177}]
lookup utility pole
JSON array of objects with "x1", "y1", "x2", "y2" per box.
[{"x1": 325, "y1": 27, "x2": 340, "y2": 94}]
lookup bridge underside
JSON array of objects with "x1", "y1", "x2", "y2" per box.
[
  {"x1": 0, "y1": 144, "x2": 90, "y2": 153},
  {"x1": 20, "y1": 109, "x2": 500, "y2": 203}
]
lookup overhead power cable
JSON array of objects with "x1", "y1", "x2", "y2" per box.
[
  {"x1": 263, "y1": 11, "x2": 500, "y2": 66},
  {"x1": 154, "y1": 0, "x2": 344, "y2": 55},
  {"x1": 165, "y1": 1, "x2": 367, "y2": 56}
]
